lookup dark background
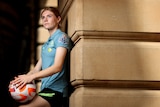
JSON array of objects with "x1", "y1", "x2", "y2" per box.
[{"x1": 0, "y1": 0, "x2": 39, "y2": 106}]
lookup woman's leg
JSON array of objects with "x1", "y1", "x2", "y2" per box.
[{"x1": 19, "y1": 95, "x2": 51, "y2": 107}]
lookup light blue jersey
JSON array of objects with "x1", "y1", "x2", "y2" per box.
[{"x1": 41, "y1": 29, "x2": 72, "y2": 97}]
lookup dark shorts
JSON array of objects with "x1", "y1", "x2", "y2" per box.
[{"x1": 38, "y1": 88, "x2": 63, "y2": 107}]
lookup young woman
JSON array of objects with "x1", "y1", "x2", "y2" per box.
[{"x1": 10, "y1": 7, "x2": 72, "y2": 107}]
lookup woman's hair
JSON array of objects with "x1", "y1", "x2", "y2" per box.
[
  {"x1": 40, "y1": 7, "x2": 61, "y2": 28},
  {"x1": 40, "y1": 7, "x2": 61, "y2": 18}
]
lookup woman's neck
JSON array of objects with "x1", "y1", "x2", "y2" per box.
[{"x1": 48, "y1": 27, "x2": 59, "y2": 36}]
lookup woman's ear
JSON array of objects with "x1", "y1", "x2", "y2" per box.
[{"x1": 57, "y1": 16, "x2": 61, "y2": 23}]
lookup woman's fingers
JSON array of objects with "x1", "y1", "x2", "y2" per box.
[
  {"x1": 11, "y1": 77, "x2": 21, "y2": 84},
  {"x1": 9, "y1": 74, "x2": 30, "y2": 89},
  {"x1": 9, "y1": 77, "x2": 26, "y2": 88},
  {"x1": 15, "y1": 81, "x2": 26, "y2": 89}
]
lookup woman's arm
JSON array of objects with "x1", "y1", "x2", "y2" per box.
[
  {"x1": 32, "y1": 47, "x2": 67, "y2": 79},
  {"x1": 12, "y1": 47, "x2": 67, "y2": 88}
]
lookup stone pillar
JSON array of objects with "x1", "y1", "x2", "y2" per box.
[{"x1": 59, "y1": 0, "x2": 160, "y2": 107}]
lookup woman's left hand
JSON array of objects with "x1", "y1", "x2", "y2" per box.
[{"x1": 10, "y1": 74, "x2": 34, "y2": 89}]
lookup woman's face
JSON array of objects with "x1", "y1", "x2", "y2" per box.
[{"x1": 41, "y1": 10, "x2": 61, "y2": 30}]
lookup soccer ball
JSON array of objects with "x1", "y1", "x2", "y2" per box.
[{"x1": 9, "y1": 82, "x2": 36, "y2": 103}]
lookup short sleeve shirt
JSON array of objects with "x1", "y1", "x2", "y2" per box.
[{"x1": 40, "y1": 29, "x2": 72, "y2": 97}]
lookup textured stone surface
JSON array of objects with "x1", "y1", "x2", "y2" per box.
[
  {"x1": 59, "y1": 0, "x2": 160, "y2": 107},
  {"x1": 70, "y1": 87, "x2": 160, "y2": 107},
  {"x1": 71, "y1": 34, "x2": 160, "y2": 81}
]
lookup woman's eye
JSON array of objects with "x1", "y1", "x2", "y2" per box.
[
  {"x1": 41, "y1": 16, "x2": 45, "y2": 19},
  {"x1": 41, "y1": 14, "x2": 53, "y2": 20},
  {"x1": 47, "y1": 15, "x2": 52, "y2": 18}
]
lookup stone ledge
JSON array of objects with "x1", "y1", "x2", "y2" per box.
[
  {"x1": 71, "y1": 79, "x2": 160, "y2": 90},
  {"x1": 71, "y1": 30, "x2": 160, "y2": 44}
]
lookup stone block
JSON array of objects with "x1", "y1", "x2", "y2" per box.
[
  {"x1": 70, "y1": 87, "x2": 160, "y2": 107},
  {"x1": 71, "y1": 34, "x2": 160, "y2": 81}
]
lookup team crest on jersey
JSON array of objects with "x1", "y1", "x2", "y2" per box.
[{"x1": 47, "y1": 40, "x2": 54, "y2": 52}]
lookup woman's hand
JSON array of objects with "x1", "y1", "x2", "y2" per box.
[{"x1": 10, "y1": 74, "x2": 34, "y2": 89}]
